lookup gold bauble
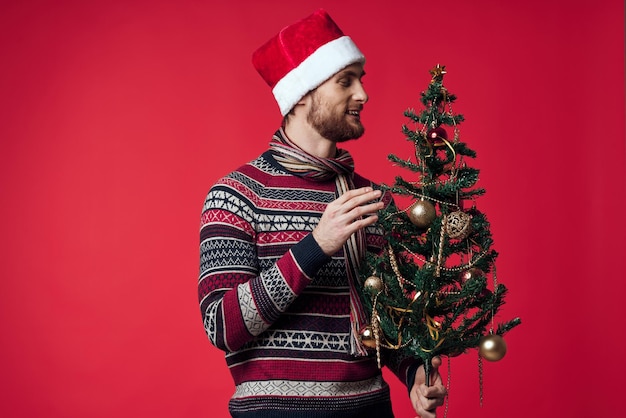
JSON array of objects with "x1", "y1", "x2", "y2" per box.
[
  {"x1": 408, "y1": 199, "x2": 436, "y2": 228},
  {"x1": 445, "y1": 211, "x2": 472, "y2": 240},
  {"x1": 360, "y1": 327, "x2": 377, "y2": 349},
  {"x1": 364, "y1": 276, "x2": 383, "y2": 294},
  {"x1": 478, "y1": 334, "x2": 507, "y2": 362}
]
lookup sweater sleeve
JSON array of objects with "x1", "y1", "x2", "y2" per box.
[
  {"x1": 381, "y1": 348, "x2": 423, "y2": 392},
  {"x1": 198, "y1": 176, "x2": 330, "y2": 352}
]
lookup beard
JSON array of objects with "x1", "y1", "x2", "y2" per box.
[{"x1": 307, "y1": 91, "x2": 365, "y2": 143}]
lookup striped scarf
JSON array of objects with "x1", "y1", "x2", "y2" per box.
[{"x1": 270, "y1": 128, "x2": 370, "y2": 356}]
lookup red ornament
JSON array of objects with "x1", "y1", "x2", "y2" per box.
[
  {"x1": 459, "y1": 267, "x2": 484, "y2": 283},
  {"x1": 426, "y1": 126, "x2": 448, "y2": 146},
  {"x1": 405, "y1": 289, "x2": 421, "y2": 302}
]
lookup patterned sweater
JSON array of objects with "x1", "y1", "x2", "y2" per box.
[{"x1": 199, "y1": 150, "x2": 419, "y2": 418}]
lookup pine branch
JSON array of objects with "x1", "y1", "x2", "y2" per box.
[{"x1": 359, "y1": 65, "x2": 520, "y2": 367}]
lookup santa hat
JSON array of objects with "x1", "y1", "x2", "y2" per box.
[{"x1": 252, "y1": 9, "x2": 365, "y2": 116}]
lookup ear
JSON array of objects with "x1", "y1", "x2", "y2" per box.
[
  {"x1": 288, "y1": 92, "x2": 311, "y2": 118},
  {"x1": 297, "y1": 91, "x2": 312, "y2": 106}
]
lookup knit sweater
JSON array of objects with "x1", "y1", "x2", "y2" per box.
[{"x1": 199, "y1": 150, "x2": 418, "y2": 418}]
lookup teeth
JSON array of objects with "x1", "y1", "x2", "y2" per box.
[{"x1": 347, "y1": 110, "x2": 360, "y2": 115}]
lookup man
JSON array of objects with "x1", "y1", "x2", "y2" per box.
[{"x1": 198, "y1": 9, "x2": 447, "y2": 417}]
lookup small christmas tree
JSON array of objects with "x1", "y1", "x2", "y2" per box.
[{"x1": 359, "y1": 65, "x2": 521, "y2": 387}]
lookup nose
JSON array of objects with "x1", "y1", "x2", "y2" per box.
[{"x1": 353, "y1": 80, "x2": 368, "y2": 104}]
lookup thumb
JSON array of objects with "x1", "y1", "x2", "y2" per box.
[
  {"x1": 431, "y1": 356, "x2": 442, "y2": 370},
  {"x1": 427, "y1": 356, "x2": 444, "y2": 387}
]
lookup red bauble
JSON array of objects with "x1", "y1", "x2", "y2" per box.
[
  {"x1": 459, "y1": 267, "x2": 485, "y2": 283},
  {"x1": 405, "y1": 289, "x2": 422, "y2": 302},
  {"x1": 426, "y1": 126, "x2": 448, "y2": 145}
]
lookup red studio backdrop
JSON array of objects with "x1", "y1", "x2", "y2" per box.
[{"x1": 1, "y1": 1, "x2": 624, "y2": 417}]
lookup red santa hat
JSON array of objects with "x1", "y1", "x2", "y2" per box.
[{"x1": 252, "y1": 9, "x2": 365, "y2": 116}]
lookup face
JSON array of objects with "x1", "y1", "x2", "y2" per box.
[{"x1": 306, "y1": 63, "x2": 368, "y2": 143}]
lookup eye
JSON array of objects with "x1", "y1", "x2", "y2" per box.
[{"x1": 338, "y1": 78, "x2": 351, "y2": 87}]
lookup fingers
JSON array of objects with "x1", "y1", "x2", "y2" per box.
[
  {"x1": 334, "y1": 188, "x2": 383, "y2": 232},
  {"x1": 343, "y1": 188, "x2": 383, "y2": 220},
  {"x1": 413, "y1": 384, "x2": 446, "y2": 418},
  {"x1": 420, "y1": 384, "x2": 447, "y2": 404},
  {"x1": 333, "y1": 187, "x2": 382, "y2": 210},
  {"x1": 411, "y1": 359, "x2": 446, "y2": 418},
  {"x1": 410, "y1": 366, "x2": 447, "y2": 418},
  {"x1": 312, "y1": 187, "x2": 383, "y2": 256},
  {"x1": 326, "y1": 187, "x2": 383, "y2": 225},
  {"x1": 420, "y1": 356, "x2": 448, "y2": 402}
]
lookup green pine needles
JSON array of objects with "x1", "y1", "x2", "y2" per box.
[{"x1": 360, "y1": 65, "x2": 521, "y2": 376}]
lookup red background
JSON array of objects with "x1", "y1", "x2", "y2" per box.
[{"x1": 1, "y1": 1, "x2": 624, "y2": 417}]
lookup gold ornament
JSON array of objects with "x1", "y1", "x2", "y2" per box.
[
  {"x1": 408, "y1": 199, "x2": 436, "y2": 228},
  {"x1": 360, "y1": 327, "x2": 377, "y2": 349},
  {"x1": 430, "y1": 64, "x2": 447, "y2": 82},
  {"x1": 445, "y1": 211, "x2": 472, "y2": 240},
  {"x1": 364, "y1": 276, "x2": 383, "y2": 294},
  {"x1": 478, "y1": 334, "x2": 507, "y2": 362}
]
